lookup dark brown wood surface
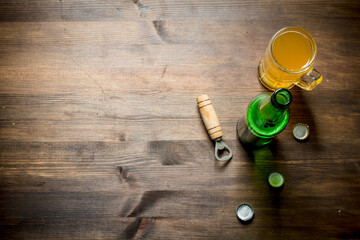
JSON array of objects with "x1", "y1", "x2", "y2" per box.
[{"x1": 1, "y1": 0, "x2": 360, "y2": 239}]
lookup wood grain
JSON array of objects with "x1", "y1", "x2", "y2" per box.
[{"x1": 1, "y1": 0, "x2": 360, "y2": 239}]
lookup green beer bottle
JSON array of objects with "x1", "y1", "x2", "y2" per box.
[{"x1": 237, "y1": 88, "x2": 292, "y2": 147}]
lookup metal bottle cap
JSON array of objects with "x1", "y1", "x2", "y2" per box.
[
  {"x1": 268, "y1": 172, "x2": 284, "y2": 188},
  {"x1": 293, "y1": 123, "x2": 310, "y2": 141},
  {"x1": 236, "y1": 203, "x2": 254, "y2": 223}
]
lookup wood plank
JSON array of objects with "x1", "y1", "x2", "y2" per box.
[
  {"x1": 0, "y1": 0, "x2": 359, "y2": 21},
  {"x1": 0, "y1": 89, "x2": 359, "y2": 142},
  {"x1": 0, "y1": 19, "x2": 359, "y2": 46},
  {"x1": 1, "y1": 161, "x2": 359, "y2": 193},
  {"x1": 1, "y1": 190, "x2": 359, "y2": 238},
  {"x1": 0, "y1": 137, "x2": 359, "y2": 171}
]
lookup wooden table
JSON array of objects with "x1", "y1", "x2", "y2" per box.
[{"x1": 1, "y1": 0, "x2": 359, "y2": 239}]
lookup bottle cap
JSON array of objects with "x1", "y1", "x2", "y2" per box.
[
  {"x1": 236, "y1": 203, "x2": 254, "y2": 223},
  {"x1": 268, "y1": 172, "x2": 284, "y2": 189},
  {"x1": 293, "y1": 123, "x2": 310, "y2": 141}
]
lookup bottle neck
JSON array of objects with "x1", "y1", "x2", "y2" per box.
[{"x1": 258, "y1": 89, "x2": 292, "y2": 125}]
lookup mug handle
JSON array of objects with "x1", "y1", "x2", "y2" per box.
[{"x1": 294, "y1": 68, "x2": 323, "y2": 91}]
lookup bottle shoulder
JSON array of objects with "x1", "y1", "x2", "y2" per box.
[{"x1": 246, "y1": 94, "x2": 290, "y2": 138}]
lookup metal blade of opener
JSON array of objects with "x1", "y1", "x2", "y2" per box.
[{"x1": 214, "y1": 137, "x2": 233, "y2": 161}]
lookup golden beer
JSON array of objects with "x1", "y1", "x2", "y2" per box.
[{"x1": 258, "y1": 27, "x2": 322, "y2": 91}]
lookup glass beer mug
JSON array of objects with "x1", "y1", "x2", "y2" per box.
[{"x1": 258, "y1": 27, "x2": 322, "y2": 91}]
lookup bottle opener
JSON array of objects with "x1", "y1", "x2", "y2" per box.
[{"x1": 197, "y1": 94, "x2": 233, "y2": 162}]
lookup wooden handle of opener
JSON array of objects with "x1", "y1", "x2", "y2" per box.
[{"x1": 196, "y1": 94, "x2": 223, "y2": 141}]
